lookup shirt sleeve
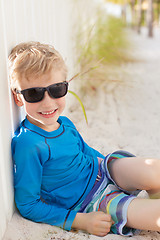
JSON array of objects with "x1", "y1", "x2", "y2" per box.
[{"x1": 12, "y1": 137, "x2": 77, "y2": 230}]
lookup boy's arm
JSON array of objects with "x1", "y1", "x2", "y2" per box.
[{"x1": 12, "y1": 139, "x2": 76, "y2": 231}]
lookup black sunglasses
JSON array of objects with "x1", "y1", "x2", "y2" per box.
[{"x1": 15, "y1": 81, "x2": 68, "y2": 103}]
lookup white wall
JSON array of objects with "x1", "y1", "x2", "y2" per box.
[
  {"x1": 0, "y1": 1, "x2": 15, "y2": 238},
  {"x1": 0, "y1": 0, "x2": 77, "y2": 239}
]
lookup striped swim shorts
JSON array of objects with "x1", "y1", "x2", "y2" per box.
[{"x1": 79, "y1": 150, "x2": 140, "y2": 236}]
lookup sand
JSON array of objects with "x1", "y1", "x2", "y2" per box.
[{"x1": 3, "y1": 27, "x2": 160, "y2": 240}]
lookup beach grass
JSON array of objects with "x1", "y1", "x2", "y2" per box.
[{"x1": 75, "y1": 11, "x2": 135, "y2": 96}]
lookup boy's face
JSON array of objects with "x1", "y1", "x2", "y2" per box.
[{"x1": 14, "y1": 69, "x2": 66, "y2": 131}]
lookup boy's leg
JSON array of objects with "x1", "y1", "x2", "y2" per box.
[
  {"x1": 127, "y1": 198, "x2": 160, "y2": 231},
  {"x1": 108, "y1": 157, "x2": 160, "y2": 193}
]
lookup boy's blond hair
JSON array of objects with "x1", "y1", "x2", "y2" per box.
[{"x1": 8, "y1": 41, "x2": 68, "y2": 90}]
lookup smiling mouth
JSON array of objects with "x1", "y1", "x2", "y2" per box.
[{"x1": 39, "y1": 109, "x2": 58, "y2": 116}]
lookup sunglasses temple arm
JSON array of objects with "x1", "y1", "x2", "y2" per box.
[{"x1": 14, "y1": 89, "x2": 21, "y2": 94}]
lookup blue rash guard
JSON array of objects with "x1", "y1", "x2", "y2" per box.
[{"x1": 12, "y1": 116, "x2": 105, "y2": 230}]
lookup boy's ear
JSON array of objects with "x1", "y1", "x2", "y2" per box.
[{"x1": 12, "y1": 90, "x2": 24, "y2": 107}]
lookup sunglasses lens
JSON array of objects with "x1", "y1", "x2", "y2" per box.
[
  {"x1": 23, "y1": 88, "x2": 44, "y2": 103},
  {"x1": 21, "y1": 82, "x2": 68, "y2": 103},
  {"x1": 49, "y1": 82, "x2": 68, "y2": 99}
]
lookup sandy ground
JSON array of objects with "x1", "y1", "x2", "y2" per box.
[{"x1": 3, "y1": 27, "x2": 160, "y2": 240}]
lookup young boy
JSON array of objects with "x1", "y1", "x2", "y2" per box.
[{"x1": 9, "y1": 41, "x2": 160, "y2": 237}]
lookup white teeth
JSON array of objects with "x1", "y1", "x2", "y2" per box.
[{"x1": 41, "y1": 110, "x2": 55, "y2": 115}]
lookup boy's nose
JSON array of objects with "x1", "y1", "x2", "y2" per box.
[
  {"x1": 40, "y1": 91, "x2": 57, "y2": 109},
  {"x1": 42, "y1": 91, "x2": 54, "y2": 103}
]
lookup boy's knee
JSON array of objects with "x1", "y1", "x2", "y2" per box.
[{"x1": 147, "y1": 159, "x2": 160, "y2": 190}]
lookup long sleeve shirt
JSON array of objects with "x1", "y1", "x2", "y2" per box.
[{"x1": 12, "y1": 116, "x2": 105, "y2": 230}]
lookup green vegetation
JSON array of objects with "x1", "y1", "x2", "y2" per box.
[
  {"x1": 75, "y1": 11, "x2": 134, "y2": 95},
  {"x1": 80, "y1": 15, "x2": 129, "y2": 64},
  {"x1": 68, "y1": 90, "x2": 88, "y2": 124}
]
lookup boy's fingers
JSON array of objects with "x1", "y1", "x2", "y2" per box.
[
  {"x1": 103, "y1": 213, "x2": 111, "y2": 221},
  {"x1": 98, "y1": 212, "x2": 114, "y2": 225},
  {"x1": 111, "y1": 219, "x2": 115, "y2": 225},
  {"x1": 102, "y1": 218, "x2": 114, "y2": 228},
  {"x1": 105, "y1": 217, "x2": 114, "y2": 226},
  {"x1": 105, "y1": 214, "x2": 114, "y2": 225}
]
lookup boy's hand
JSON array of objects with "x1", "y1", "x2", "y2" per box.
[
  {"x1": 85, "y1": 211, "x2": 113, "y2": 236},
  {"x1": 72, "y1": 211, "x2": 114, "y2": 237}
]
